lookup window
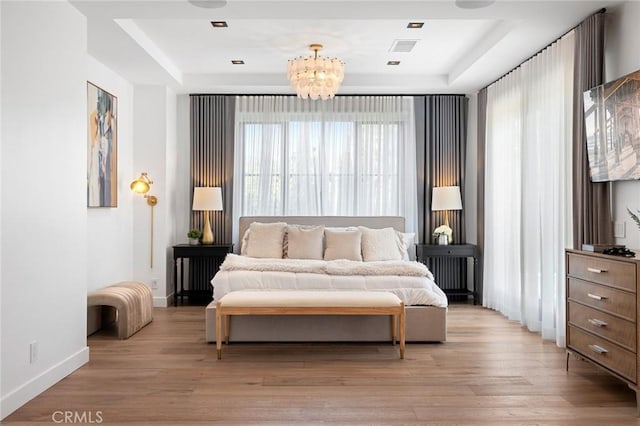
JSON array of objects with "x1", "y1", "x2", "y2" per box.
[{"x1": 233, "y1": 96, "x2": 417, "y2": 232}]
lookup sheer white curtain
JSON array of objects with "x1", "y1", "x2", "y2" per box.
[
  {"x1": 232, "y1": 95, "x2": 418, "y2": 243},
  {"x1": 484, "y1": 31, "x2": 575, "y2": 346}
]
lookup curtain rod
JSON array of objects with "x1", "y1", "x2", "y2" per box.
[{"x1": 482, "y1": 7, "x2": 606, "y2": 90}]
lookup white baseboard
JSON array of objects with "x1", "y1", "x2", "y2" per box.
[
  {"x1": 153, "y1": 295, "x2": 170, "y2": 308},
  {"x1": 1, "y1": 346, "x2": 89, "y2": 420}
]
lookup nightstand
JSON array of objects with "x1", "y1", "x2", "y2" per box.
[
  {"x1": 172, "y1": 244, "x2": 233, "y2": 306},
  {"x1": 416, "y1": 244, "x2": 481, "y2": 304}
]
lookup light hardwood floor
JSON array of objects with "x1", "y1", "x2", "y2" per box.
[{"x1": 5, "y1": 304, "x2": 640, "y2": 425}]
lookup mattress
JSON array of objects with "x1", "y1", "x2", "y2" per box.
[{"x1": 211, "y1": 255, "x2": 448, "y2": 307}]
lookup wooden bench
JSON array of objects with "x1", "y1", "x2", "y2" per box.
[
  {"x1": 216, "y1": 290, "x2": 405, "y2": 359},
  {"x1": 87, "y1": 281, "x2": 153, "y2": 339}
]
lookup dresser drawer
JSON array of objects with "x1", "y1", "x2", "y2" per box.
[
  {"x1": 568, "y1": 253, "x2": 636, "y2": 292},
  {"x1": 568, "y1": 278, "x2": 635, "y2": 321},
  {"x1": 567, "y1": 301, "x2": 636, "y2": 351},
  {"x1": 568, "y1": 325, "x2": 637, "y2": 383}
]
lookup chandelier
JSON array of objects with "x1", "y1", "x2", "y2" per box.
[{"x1": 287, "y1": 44, "x2": 345, "y2": 100}]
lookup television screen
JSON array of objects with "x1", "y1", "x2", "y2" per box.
[{"x1": 583, "y1": 69, "x2": 640, "y2": 182}]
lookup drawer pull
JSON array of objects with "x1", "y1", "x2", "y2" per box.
[
  {"x1": 587, "y1": 267, "x2": 607, "y2": 274},
  {"x1": 587, "y1": 318, "x2": 608, "y2": 327},
  {"x1": 588, "y1": 344, "x2": 609, "y2": 354},
  {"x1": 587, "y1": 293, "x2": 608, "y2": 301}
]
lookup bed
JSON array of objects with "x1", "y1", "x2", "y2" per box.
[{"x1": 204, "y1": 216, "x2": 447, "y2": 342}]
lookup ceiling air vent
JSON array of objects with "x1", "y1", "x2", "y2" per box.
[{"x1": 389, "y1": 40, "x2": 419, "y2": 53}]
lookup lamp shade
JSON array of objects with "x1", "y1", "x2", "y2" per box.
[
  {"x1": 130, "y1": 172, "x2": 152, "y2": 194},
  {"x1": 192, "y1": 187, "x2": 223, "y2": 211},
  {"x1": 431, "y1": 186, "x2": 462, "y2": 211}
]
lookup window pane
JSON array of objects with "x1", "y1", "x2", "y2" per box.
[
  {"x1": 323, "y1": 121, "x2": 355, "y2": 215},
  {"x1": 358, "y1": 123, "x2": 399, "y2": 215},
  {"x1": 235, "y1": 99, "x2": 413, "y2": 220},
  {"x1": 242, "y1": 122, "x2": 283, "y2": 215},
  {"x1": 287, "y1": 121, "x2": 321, "y2": 215}
]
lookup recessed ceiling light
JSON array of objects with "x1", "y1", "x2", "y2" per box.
[
  {"x1": 231, "y1": 60, "x2": 244, "y2": 65},
  {"x1": 407, "y1": 22, "x2": 424, "y2": 29},
  {"x1": 189, "y1": 0, "x2": 227, "y2": 9},
  {"x1": 387, "y1": 61, "x2": 401, "y2": 66},
  {"x1": 210, "y1": 21, "x2": 228, "y2": 28}
]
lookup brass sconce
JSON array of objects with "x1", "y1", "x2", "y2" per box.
[{"x1": 131, "y1": 172, "x2": 158, "y2": 268}]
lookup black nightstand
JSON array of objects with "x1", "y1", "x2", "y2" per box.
[
  {"x1": 416, "y1": 244, "x2": 481, "y2": 304},
  {"x1": 172, "y1": 244, "x2": 233, "y2": 306}
]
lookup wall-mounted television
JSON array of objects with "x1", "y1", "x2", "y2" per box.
[{"x1": 583, "y1": 69, "x2": 640, "y2": 182}]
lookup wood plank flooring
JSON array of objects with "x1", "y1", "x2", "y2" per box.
[{"x1": 5, "y1": 304, "x2": 640, "y2": 425}]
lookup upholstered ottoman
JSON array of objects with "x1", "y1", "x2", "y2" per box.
[{"x1": 87, "y1": 281, "x2": 153, "y2": 339}]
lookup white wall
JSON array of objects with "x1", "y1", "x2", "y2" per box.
[
  {"x1": 465, "y1": 93, "x2": 478, "y2": 245},
  {"x1": 164, "y1": 87, "x2": 179, "y2": 298},
  {"x1": 465, "y1": 93, "x2": 479, "y2": 290},
  {"x1": 87, "y1": 57, "x2": 134, "y2": 292},
  {"x1": 132, "y1": 86, "x2": 178, "y2": 306},
  {"x1": 1, "y1": 2, "x2": 89, "y2": 419},
  {"x1": 605, "y1": 1, "x2": 640, "y2": 250},
  {"x1": 176, "y1": 95, "x2": 191, "y2": 246}
]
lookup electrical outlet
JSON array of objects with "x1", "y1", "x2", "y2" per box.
[
  {"x1": 150, "y1": 278, "x2": 159, "y2": 289},
  {"x1": 30, "y1": 341, "x2": 38, "y2": 364},
  {"x1": 614, "y1": 221, "x2": 626, "y2": 238}
]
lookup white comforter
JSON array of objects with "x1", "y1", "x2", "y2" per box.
[{"x1": 212, "y1": 254, "x2": 448, "y2": 307}]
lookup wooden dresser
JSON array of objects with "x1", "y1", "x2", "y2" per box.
[{"x1": 566, "y1": 249, "x2": 640, "y2": 410}]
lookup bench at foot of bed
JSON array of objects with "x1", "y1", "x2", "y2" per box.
[
  {"x1": 215, "y1": 290, "x2": 405, "y2": 360},
  {"x1": 205, "y1": 302, "x2": 446, "y2": 343}
]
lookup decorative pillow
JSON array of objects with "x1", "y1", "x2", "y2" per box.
[
  {"x1": 359, "y1": 226, "x2": 403, "y2": 262},
  {"x1": 286, "y1": 225, "x2": 325, "y2": 260},
  {"x1": 324, "y1": 229, "x2": 363, "y2": 261},
  {"x1": 397, "y1": 231, "x2": 416, "y2": 261},
  {"x1": 245, "y1": 222, "x2": 287, "y2": 258},
  {"x1": 322, "y1": 226, "x2": 356, "y2": 251},
  {"x1": 283, "y1": 224, "x2": 316, "y2": 258},
  {"x1": 240, "y1": 228, "x2": 251, "y2": 255}
]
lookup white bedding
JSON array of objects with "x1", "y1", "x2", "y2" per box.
[{"x1": 211, "y1": 255, "x2": 448, "y2": 307}]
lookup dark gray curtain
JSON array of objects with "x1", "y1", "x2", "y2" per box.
[
  {"x1": 190, "y1": 95, "x2": 236, "y2": 244},
  {"x1": 416, "y1": 95, "x2": 468, "y2": 295},
  {"x1": 416, "y1": 95, "x2": 468, "y2": 243},
  {"x1": 476, "y1": 88, "x2": 487, "y2": 302},
  {"x1": 572, "y1": 11, "x2": 613, "y2": 248}
]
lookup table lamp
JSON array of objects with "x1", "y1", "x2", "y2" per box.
[
  {"x1": 431, "y1": 185, "x2": 462, "y2": 228},
  {"x1": 192, "y1": 187, "x2": 223, "y2": 244}
]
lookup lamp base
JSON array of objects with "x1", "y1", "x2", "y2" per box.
[{"x1": 201, "y1": 211, "x2": 215, "y2": 244}]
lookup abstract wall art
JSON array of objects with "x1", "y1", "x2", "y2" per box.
[{"x1": 87, "y1": 82, "x2": 118, "y2": 207}]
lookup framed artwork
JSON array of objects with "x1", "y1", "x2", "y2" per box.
[
  {"x1": 583, "y1": 69, "x2": 640, "y2": 182},
  {"x1": 87, "y1": 82, "x2": 118, "y2": 207}
]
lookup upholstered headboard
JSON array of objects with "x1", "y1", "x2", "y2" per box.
[{"x1": 238, "y1": 216, "x2": 405, "y2": 249}]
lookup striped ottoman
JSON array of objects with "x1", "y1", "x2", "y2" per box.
[{"x1": 88, "y1": 281, "x2": 153, "y2": 339}]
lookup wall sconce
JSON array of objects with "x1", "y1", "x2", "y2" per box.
[
  {"x1": 131, "y1": 172, "x2": 158, "y2": 268},
  {"x1": 192, "y1": 187, "x2": 223, "y2": 244}
]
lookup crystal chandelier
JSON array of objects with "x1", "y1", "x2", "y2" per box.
[{"x1": 287, "y1": 44, "x2": 345, "y2": 100}]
